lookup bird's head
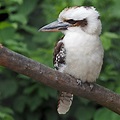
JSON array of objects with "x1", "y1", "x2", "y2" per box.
[{"x1": 40, "y1": 6, "x2": 102, "y2": 35}]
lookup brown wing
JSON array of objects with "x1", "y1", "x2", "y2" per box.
[
  {"x1": 53, "y1": 37, "x2": 73, "y2": 114},
  {"x1": 53, "y1": 37, "x2": 66, "y2": 71}
]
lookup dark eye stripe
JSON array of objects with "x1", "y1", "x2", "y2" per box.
[
  {"x1": 65, "y1": 19, "x2": 77, "y2": 24},
  {"x1": 65, "y1": 19, "x2": 88, "y2": 27}
]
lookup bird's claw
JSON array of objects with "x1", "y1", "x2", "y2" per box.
[
  {"x1": 88, "y1": 82, "x2": 94, "y2": 90},
  {"x1": 90, "y1": 83, "x2": 94, "y2": 90},
  {"x1": 77, "y1": 79, "x2": 82, "y2": 86},
  {"x1": 76, "y1": 79, "x2": 94, "y2": 91}
]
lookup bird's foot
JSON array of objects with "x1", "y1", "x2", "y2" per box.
[
  {"x1": 90, "y1": 83, "x2": 94, "y2": 90},
  {"x1": 76, "y1": 79, "x2": 82, "y2": 86},
  {"x1": 86, "y1": 82, "x2": 94, "y2": 91},
  {"x1": 76, "y1": 79, "x2": 86, "y2": 90},
  {"x1": 77, "y1": 79, "x2": 94, "y2": 90}
]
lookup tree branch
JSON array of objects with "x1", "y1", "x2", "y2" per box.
[{"x1": 0, "y1": 45, "x2": 120, "y2": 115}]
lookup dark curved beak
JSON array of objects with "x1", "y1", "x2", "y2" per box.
[{"x1": 39, "y1": 21, "x2": 70, "y2": 32}]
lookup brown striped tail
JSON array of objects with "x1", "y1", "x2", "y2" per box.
[{"x1": 57, "y1": 92, "x2": 73, "y2": 114}]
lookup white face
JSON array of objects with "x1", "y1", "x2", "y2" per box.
[{"x1": 58, "y1": 6, "x2": 102, "y2": 35}]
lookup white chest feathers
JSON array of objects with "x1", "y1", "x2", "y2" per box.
[{"x1": 63, "y1": 31, "x2": 104, "y2": 82}]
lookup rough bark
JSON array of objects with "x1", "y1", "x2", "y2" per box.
[{"x1": 0, "y1": 45, "x2": 120, "y2": 115}]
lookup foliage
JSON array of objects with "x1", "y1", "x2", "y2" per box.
[{"x1": 0, "y1": 0, "x2": 120, "y2": 120}]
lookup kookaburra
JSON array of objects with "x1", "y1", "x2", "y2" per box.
[{"x1": 40, "y1": 6, "x2": 104, "y2": 114}]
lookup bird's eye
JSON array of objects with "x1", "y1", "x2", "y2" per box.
[
  {"x1": 65, "y1": 19, "x2": 77, "y2": 24},
  {"x1": 98, "y1": 16, "x2": 100, "y2": 19}
]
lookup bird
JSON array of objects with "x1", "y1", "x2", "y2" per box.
[{"x1": 40, "y1": 6, "x2": 104, "y2": 114}]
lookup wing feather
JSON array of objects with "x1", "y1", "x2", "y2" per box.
[
  {"x1": 53, "y1": 37, "x2": 66, "y2": 71},
  {"x1": 53, "y1": 37, "x2": 73, "y2": 114}
]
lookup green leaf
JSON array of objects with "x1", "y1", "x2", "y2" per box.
[
  {"x1": 104, "y1": 32, "x2": 119, "y2": 39},
  {"x1": 38, "y1": 86, "x2": 49, "y2": 100},
  {"x1": 115, "y1": 87, "x2": 120, "y2": 93},
  {"x1": 101, "y1": 34, "x2": 112, "y2": 50},
  {"x1": 110, "y1": 0, "x2": 120, "y2": 18},
  {"x1": 101, "y1": 32, "x2": 119, "y2": 51},
  {"x1": 79, "y1": 97, "x2": 90, "y2": 105},
  {"x1": 45, "y1": 88, "x2": 57, "y2": 98},
  {"x1": 21, "y1": 25, "x2": 38, "y2": 35},
  {"x1": 0, "y1": 112, "x2": 14, "y2": 120},
  {"x1": 10, "y1": 0, "x2": 23, "y2": 4},
  {"x1": 0, "y1": 106, "x2": 14, "y2": 115},
  {"x1": 27, "y1": 113, "x2": 41, "y2": 120},
  {"x1": 9, "y1": 13, "x2": 27, "y2": 24},
  {"x1": 0, "y1": 22, "x2": 12, "y2": 29},
  {"x1": 111, "y1": 113, "x2": 120, "y2": 120},
  {"x1": 16, "y1": 74, "x2": 30, "y2": 86},
  {"x1": 75, "y1": 106, "x2": 95, "y2": 120},
  {"x1": 0, "y1": 27, "x2": 15, "y2": 42},
  {"x1": 0, "y1": 80, "x2": 18, "y2": 99},
  {"x1": 27, "y1": 96, "x2": 42, "y2": 111},
  {"x1": 18, "y1": 0, "x2": 38, "y2": 15},
  {"x1": 46, "y1": 110, "x2": 58, "y2": 120},
  {"x1": 94, "y1": 108, "x2": 111, "y2": 120},
  {"x1": 4, "y1": 0, "x2": 23, "y2": 5},
  {"x1": 23, "y1": 84, "x2": 39, "y2": 95},
  {"x1": 94, "y1": 108, "x2": 120, "y2": 120},
  {"x1": 4, "y1": 40, "x2": 28, "y2": 53},
  {"x1": 71, "y1": 0, "x2": 84, "y2": 6},
  {"x1": 13, "y1": 96, "x2": 27, "y2": 113}
]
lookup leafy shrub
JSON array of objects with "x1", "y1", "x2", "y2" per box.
[{"x1": 0, "y1": 0, "x2": 120, "y2": 120}]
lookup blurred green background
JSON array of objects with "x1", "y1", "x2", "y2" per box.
[{"x1": 0, "y1": 0, "x2": 120, "y2": 120}]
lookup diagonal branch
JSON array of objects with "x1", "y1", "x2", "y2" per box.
[{"x1": 0, "y1": 45, "x2": 120, "y2": 115}]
